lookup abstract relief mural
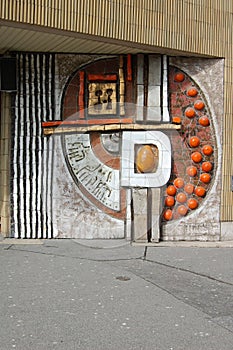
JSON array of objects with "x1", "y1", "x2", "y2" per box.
[
  {"x1": 11, "y1": 53, "x2": 222, "y2": 240},
  {"x1": 60, "y1": 57, "x2": 128, "y2": 221},
  {"x1": 162, "y1": 67, "x2": 216, "y2": 222}
]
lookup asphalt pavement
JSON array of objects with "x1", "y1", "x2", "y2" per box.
[{"x1": 1, "y1": 238, "x2": 233, "y2": 350}]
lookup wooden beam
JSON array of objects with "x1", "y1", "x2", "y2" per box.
[{"x1": 42, "y1": 122, "x2": 181, "y2": 135}]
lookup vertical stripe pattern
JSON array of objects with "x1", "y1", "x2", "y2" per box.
[{"x1": 12, "y1": 53, "x2": 56, "y2": 238}]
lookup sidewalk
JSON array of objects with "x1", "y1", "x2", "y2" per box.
[{"x1": 1, "y1": 238, "x2": 233, "y2": 350}]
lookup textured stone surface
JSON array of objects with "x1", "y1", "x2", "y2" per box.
[
  {"x1": 132, "y1": 188, "x2": 147, "y2": 241},
  {"x1": 162, "y1": 58, "x2": 223, "y2": 241},
  {"x1": 52, "y1": 54, "x2": 125, "y2": 238},
  {"x1": 57, "y1": 54, "x2": 101, "y2": 90},
  {"x1": 52, "y1": 137, "x2": 124, "y2": 239}
]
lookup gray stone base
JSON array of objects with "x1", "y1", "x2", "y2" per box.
[
  {"x1": 220, "y1": 222, "x2": 233, "y2": 241},
  {"x1": 162, "y1": 221, "x2": 221, "y2": 242}
]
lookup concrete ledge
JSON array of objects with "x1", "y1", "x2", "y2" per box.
[
  {"x1": 0, "y1": 239, "x2": 44, "y2": 245},
  {"x1": 132, "y1": 241, "x2": 233, "y2": 248},
  {"x1": 1, "y1": 238, "x2": 233, "y2": 248}
]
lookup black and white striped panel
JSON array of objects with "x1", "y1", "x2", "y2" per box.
[{"x1": 12, "y1": 53, "x2": 57, "y2": 238}]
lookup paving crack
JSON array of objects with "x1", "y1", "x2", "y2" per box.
[{"x1": 144, "y1": 258, "x2": 233, "y2": 287}]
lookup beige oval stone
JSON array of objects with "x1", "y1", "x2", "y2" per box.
[{"x1": 135, "y1": 145, "x2": 158, "y2": 173}]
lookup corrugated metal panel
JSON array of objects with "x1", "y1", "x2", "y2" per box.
[
  {"x1": 0, "y1": 0, "x2": 228, "y2": 56},
  {"x1": 12, "y1": 53, "x2": 56, "y2": 238}
]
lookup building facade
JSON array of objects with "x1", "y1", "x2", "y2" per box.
[{"x1": 0, "y1": 1, "x2": 232, "y2": 241}]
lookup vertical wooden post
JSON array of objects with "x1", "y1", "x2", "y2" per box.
[{"x1": 78, "y1": 71, "x2": 85, "y2": 119}]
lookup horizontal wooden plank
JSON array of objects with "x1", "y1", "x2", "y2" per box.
[{"x1": 43, "y1": 122, "x2": 181, "y2": 135}]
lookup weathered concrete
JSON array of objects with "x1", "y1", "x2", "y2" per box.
[{"x1": 0, "y1": 239, "x2": 233, "y2": 349}]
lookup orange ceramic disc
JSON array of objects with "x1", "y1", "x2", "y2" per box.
[
  {"x1": 191, "y1": 152, "x2": 203, "y2": 163},
  {"x1": 176, "y1": 192, "x2": 187, "y2": 203},
  {"x1": 177, "y1": 205, "x2": 188, "y2": 216},
  {"x1": 165, "y1": 196, "x2": 175, "y2": 207},
  {"x1": 199, "y1": 116, "x2": 210, "y2": 127},
  {"x1": 194, "y1": 186, "x2": 206, "y2": 197},
  {"x1": 172, "y1": 116, "x2": 182, "y2": 124},
  {"x1": 194, "y1": 100, "x2": 205, "y2": 110},
  {"x1": 186, "y1": 166, "x2": 198, "y2": 177},
  {"x1": 201, "y1": 161, "x2": 213, "y2": 172},
  {"x1": 187, "y1": 88, "x2": 198, "y2": 97},
  {"x1": 163, "y1": 209, "x2": 173, "y2": 221},
  {"x1": 184, "y1": 183, "x2": 195, "y2": 194},
  {"x1": 166, "y1": 185, "x2": 177, "y2": 196},
  {"x1": 174, "y1": 72, "x2": 185, "y2": 82},
  {"x1": 202, "y1": 145, "x2": 213, "y2": 156},
  {"x1": 200, "y1": 173, "x2": 211, "y2": 183},
  {"x1": 187, "y1": 198, "x2": 199, "y2": 209},
  {"x1": 173, "y1": 177, "x2": 185, "y2": 189},
  {"x1": 185, "y1": 108, "x2": 196, "y2": 118},
  {"x1": 189, "y1": 136, "x2": 200, "y2": 148}
]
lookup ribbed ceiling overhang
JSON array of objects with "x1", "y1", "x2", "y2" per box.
[{"x1": 0, "y1": 20, "x2": 213, "y2": 57}]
